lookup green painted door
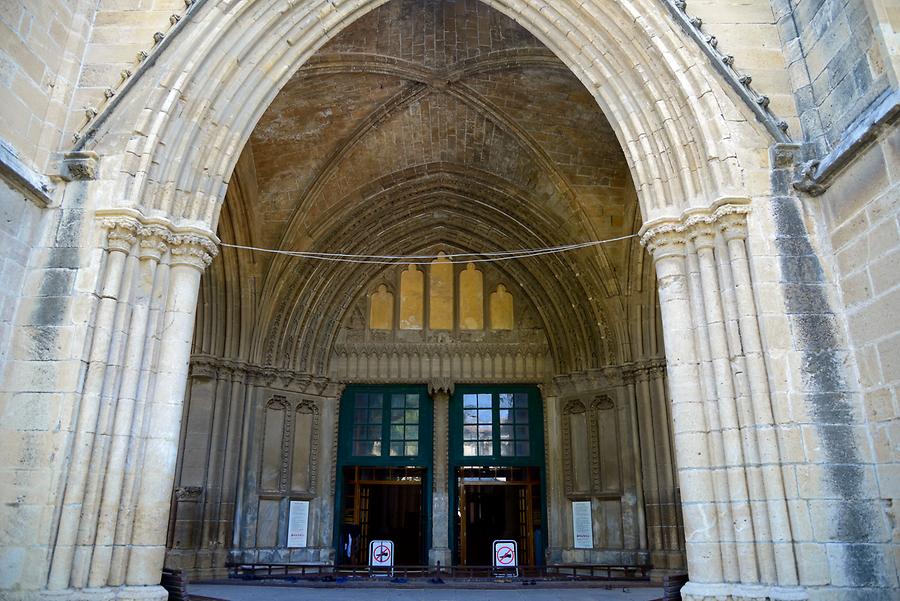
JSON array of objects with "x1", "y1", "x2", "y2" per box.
[
  {"x1": 449, "y1": 385, "x2": 547, "y2": 566},
  {"x1": 334, "y1": 386, "x2": 433, "y2": 565}
]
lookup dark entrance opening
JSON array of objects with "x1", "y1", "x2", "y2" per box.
[
  {"x1": 457, "y1": 466, "x2": 542, "y2": 566},
  {"x1": 338, "y1": 466, "x2": 426, "y2": 566}
]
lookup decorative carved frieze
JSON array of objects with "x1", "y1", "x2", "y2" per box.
[
  {"x1": 331, "y1": 341, "x2": 550, "y2": 384},
  {"x1": 555, "y1": 358, "x2": 665, "y2": 395},
  {"x1": 188, "y1": 354, "x2": 341, "y2": 396}
]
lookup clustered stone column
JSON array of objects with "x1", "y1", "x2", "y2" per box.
[
  {"x1": 640, "y1": 201, "x2": 805, "y2": 601},
  {"x1": 46, "y1": 214, "x2": 215, "y2": 600},
  {"x1": 625, "y1": 360, "x2": 683, "y2": 573}
]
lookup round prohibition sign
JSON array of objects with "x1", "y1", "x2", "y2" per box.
[
  {"x1": 496, "y1": 545, "x2": 515, "y2": 565},
  {"x1": 373, "y1": 544, "x2": 391, "y2": 563}
]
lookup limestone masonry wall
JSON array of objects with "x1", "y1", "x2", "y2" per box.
[
  {"x1": 771, "y1": 0, "x2": 892, "y2": 151},
  {"x1": 0, "y1": 0, "x2": 93, "y2": 171},
  {"x1": 816, "y1": 126, "x2": 900, "y2": 592}
]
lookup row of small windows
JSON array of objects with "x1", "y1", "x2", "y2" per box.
[{"x1": 369, "y1": 254, "x2": 514, "y2": 331}]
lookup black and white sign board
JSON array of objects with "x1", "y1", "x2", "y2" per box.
[
  {"x1": 572, "y1": 500, "x2": 593, "y2": 549},
  {"x1": 369, "y1": 539, "x2": 394, "y2": 576},
  {"x1": 286, "y1": 500, "x2": 309, "y2": 548},
  {"x1": 492, "y1": 539, "x2": 519, "y2": 576}
]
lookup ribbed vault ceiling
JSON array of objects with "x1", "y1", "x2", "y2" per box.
[{"x1": 202, "y1": 0, "x2": 653, "y2": 375}]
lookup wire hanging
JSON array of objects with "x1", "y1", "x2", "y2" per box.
[{"x1": 218, "y1": 234, "x2": 638, "y2": 265}]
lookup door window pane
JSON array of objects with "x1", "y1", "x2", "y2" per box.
[
  {"x1": 389, "y1": 392, "x2": 421, "y2": 456},
  {"x1": 352, "y1": 393, "x2": 383, "y2": 456},
  {"x1": 460, "y1": 391, "x2": 532, "y2": 458},
  {"x1": 352, "y1": 391, "x2": 421, "y2": 457},
  {"x1": 500, "y1": 392, "x2": 530, "y2": 457},
  {"x1": 463, "y1": 394, "x2": 494, "y2": 456}
]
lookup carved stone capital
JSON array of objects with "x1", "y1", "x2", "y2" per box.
[
  {"x1": 640, "y1": 226, "x2": 687, "y2": 260},
  {"x1": 95, "y1": 208, "x2": 220, "y2": 268},
  {"x1": 641, "y1": 200, "x2": 752, "y2": 258},
  {"x1": 428, "y1": 378, "x2": 454, "y2": 397},
  {"x1": 719, "y1": 212, "x2": 749, "y2": 242},
  {"x1": 137, "y1": 225, "x2": 170, "y2": 261},
  {"x1": 169, "y1": 233, "x2": 217, "y2": 270},
  {"x1": 687, "y1": 222, "x2": 717, "y2": 250},
  {"x1": 102, "y1": 219, "x2": 139, "y2": 254}
]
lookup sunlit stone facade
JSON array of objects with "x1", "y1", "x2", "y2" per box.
[{"x1": 0, "y1": 1, "x2": 897, "y2": 600}]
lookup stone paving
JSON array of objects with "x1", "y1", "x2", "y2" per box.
[{"x1": 190, "y1": 583, "x2": 664, "y2": 601}]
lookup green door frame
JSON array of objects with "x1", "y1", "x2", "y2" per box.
[
  {"x1": 448, "y1": 384, "x2": 547, "y2": 565},
  {"x1": 333, "y1": 385, "x2": 433, "y2": 564}
]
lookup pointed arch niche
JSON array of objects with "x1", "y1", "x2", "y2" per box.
[{"x1": 367, "y1": 260, "x2": 516, "y2": 334}]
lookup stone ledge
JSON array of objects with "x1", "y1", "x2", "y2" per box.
[
  {"x1": 681, "y1": 581, "x2": 808, "y2": 601},
  {"x1": 794, "y1": 88, "x2": 900, "y2": 196},
  {"x1": 0, "y1": 138, "x2": 55, "y2": 207},
  {"x1": 5, "y1": 585, "x2": 167, "y2": 601}
]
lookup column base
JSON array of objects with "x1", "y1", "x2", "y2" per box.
[
  {"x1": 649, "y1": 567, "x2": 688, "y2": 582},
  {"x1": 26, "y1": 585, "x2": 168, "y2": 601},
  {"x1": 428, "y1": 547, "x2": 451, "y2": 569},
  {"x1": 681, "y1": 582, "x2": 808, "y2": 601}
]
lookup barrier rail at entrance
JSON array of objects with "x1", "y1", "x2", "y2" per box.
[{"x1": 226, "y1": 562, "x2": 652, "y2": 581}]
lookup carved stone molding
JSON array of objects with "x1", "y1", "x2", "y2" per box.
[
  {"x1": 561, "y1": 393, "x2": 622, "y2": 498},
  {"x1": 592, "y1": 395, "x2": 615, "y2": 411},
  {"x1": 554, "y1": 358, "x2": 664, "y2": 396},
  {"x1": 561, "y1": 399, "x2": 587, "y2": 497}
]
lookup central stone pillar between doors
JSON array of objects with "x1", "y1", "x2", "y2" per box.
[{"x1": 429, "y1": 384, "x2": 452, "y2": 568}]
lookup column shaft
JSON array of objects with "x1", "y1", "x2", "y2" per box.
[
  {"x1": 429, "y1": 390, "x2": 451, "y2": 567},
  {"x1": 725, "y1": 226, "x2": 800, "y2": 588},
  {"x1": 693, "y1": 236, "x2": 758, "y2": 585},
  {"x1": 635, "y1": 373, "x2": 660, "y2": 555},
  {"x1": 685, "y1": 241, "x2": 740, "y2": 582},
  {"x1": 651, "y1": 238, "x2": 724, "y2": 585},
  {"x1": 89, "y1": 245, "x2": 164, "y2": 587},
  {"x1": 48, "y1": 228, "x2": 133, "y2": 590},
  {"x1": 109, "y1": 260, "x2": 170, "y2": 586},
  {"x1": 126, "y1": 258, "x2": 205, "y2": 585}
]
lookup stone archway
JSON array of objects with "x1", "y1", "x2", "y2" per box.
[
  {"x1": 75, "y1": 0, "x2": 771, "y2": 233},
  {"x1": 25, "y1": 2, "x2": 805, "y2": 601}
]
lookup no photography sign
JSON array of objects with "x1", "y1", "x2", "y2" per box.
[
  {"x1": 492, "y1": 539, "x2": 518, "y2": 569},
  {"x1": 369, "y1": 540, "x2": 394, "y2": 568}
]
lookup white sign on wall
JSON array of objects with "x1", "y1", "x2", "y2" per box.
[
  {"x1": 369, "y1": 539, "x2": 395, "y2": 568},
  {"x1": 572, "y1": 500, "x2": 594, "y2": 549},
  {"x1": 287, "y1": 500, "x2": 310, "y2": 548}
]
